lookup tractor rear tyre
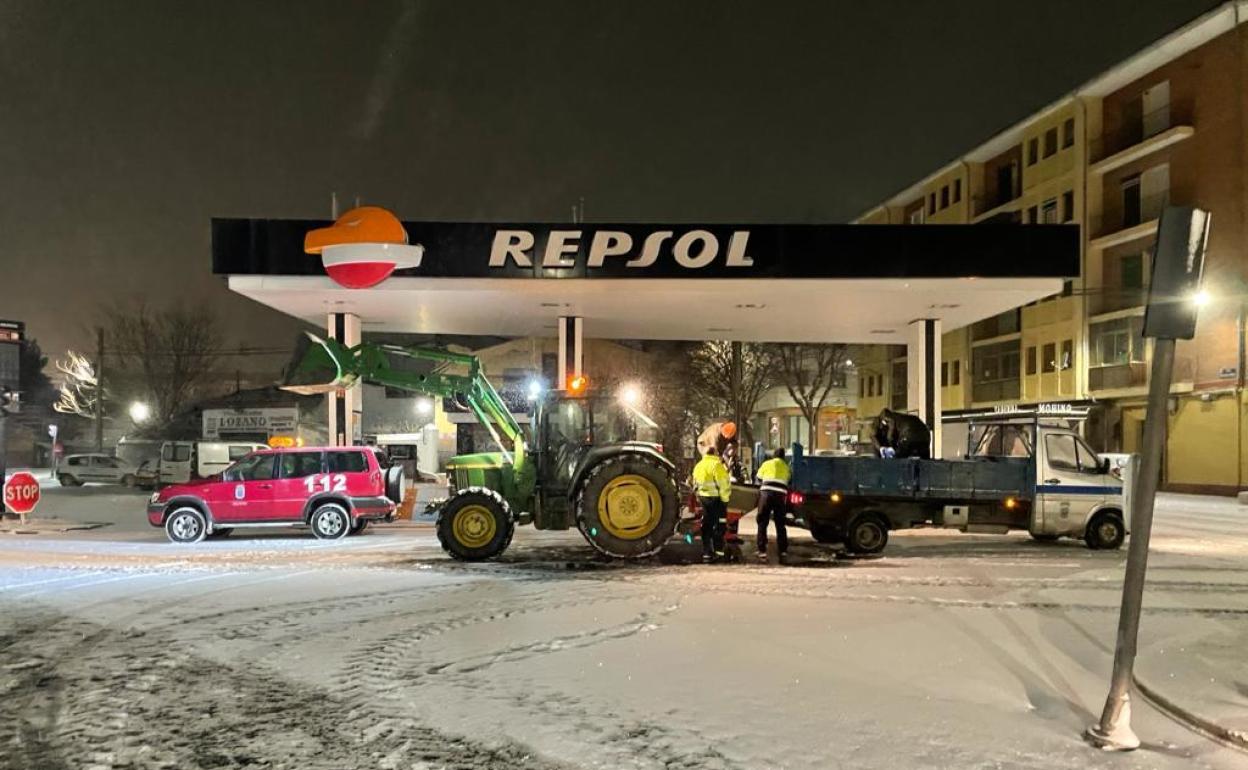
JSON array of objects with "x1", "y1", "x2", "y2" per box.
[
  {"x1": 575, "y1": 454, "x2": 678, "y2": 559},
  {"x1": 437, "y1": 488, "x2": 514, "y2": 561}
]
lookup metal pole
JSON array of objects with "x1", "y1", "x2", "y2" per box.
[
  {"x1": 1086, "y1": 337, "x2": 1175, "y2": 751},
  {"x1": 0, "y1": 413, "x2": 7, "y2": 517},
  {"x1": 95, "y1": 326, "x2": 104, "y2": 453}
]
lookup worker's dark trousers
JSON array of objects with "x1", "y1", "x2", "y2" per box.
[
  {"x1": 699, "y1": 496, "x2": 727, "y2": 556},
  {"x1": 756, "y1": 489, "x2": 788, "y2": 554}
]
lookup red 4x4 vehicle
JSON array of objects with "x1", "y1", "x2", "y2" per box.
[{"x1": 147, "y1": 446, "x2": 403, "y2": 543}]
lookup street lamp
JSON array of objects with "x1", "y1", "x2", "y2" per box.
[
  {"x1": 415, "y1": 398, "x2": 432, "y2": 416},
  {"x1": 526, "y1": 379, "x2": 543, "y2": 401},
  {"x1": 1192, "y1": 289, "x2": 1212, "y2": 308},
  {"x1": 128, "y1": 401, "x2": 150, "y2": 424},
  {"x1": 619, "y1": 383, "x2": 642, "y2": 407}
]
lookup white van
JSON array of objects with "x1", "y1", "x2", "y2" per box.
[{"x1": 159, "y1": 441, "x2": 267, "y2": 486}]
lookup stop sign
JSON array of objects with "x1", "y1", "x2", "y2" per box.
[{"x1": 4, "y1": 471, "x2": 41, "y2": 516}]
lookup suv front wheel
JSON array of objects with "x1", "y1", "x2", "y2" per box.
[
  {"x1": 310, "y1": 502, "x2": 352, "y2": 540},
  {"x1": 165, "y1": 507, "x2": 208, "y2": 544}
]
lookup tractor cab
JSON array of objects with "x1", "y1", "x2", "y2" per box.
[{"x1": 529, "y1": 388, "x2": 662, "y2": 527}]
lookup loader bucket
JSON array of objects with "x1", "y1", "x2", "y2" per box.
[{"x1": 280, "y1": 333, "x2": 358, "y2": 395}]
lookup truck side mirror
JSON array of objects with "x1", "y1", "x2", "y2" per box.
[{"x1": 1099, "y1": 457, "x2": 1111, "y2": 475}]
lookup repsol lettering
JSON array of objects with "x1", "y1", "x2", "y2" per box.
[{"x1": 489, "y1": 229, "x2": 754, "y2": 270}]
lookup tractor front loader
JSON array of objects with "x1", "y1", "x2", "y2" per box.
[{"x1": 285, "y1": 336, "x2": 679, "y2": 561}]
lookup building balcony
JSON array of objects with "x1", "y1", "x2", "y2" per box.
[
  {"x1": 971, "y1": 192, "x2": 1022, "y2": 221},
  {"x1": 971, "y1": 379, "x2": 1021, "y2": 404},
  {"x1": 1088, "y1": 362, "x2": 1147, "y2": 392},
  {"x1": 1089, "y1": 104, "x2": 1193, "y2": 174},
  {"x1": 1088, "y1": 192, "x2": 1166, "y2": 249}
]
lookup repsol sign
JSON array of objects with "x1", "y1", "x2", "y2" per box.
[
  {"x1": 488, "y1": 229, "x2": 754, "y2": 270},
  {"x1": 212, "y1": 217, "x2": 1083, "y2": 282}
]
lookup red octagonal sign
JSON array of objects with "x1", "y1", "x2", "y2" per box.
[{"x1": 4, "y1": 471, "x2": 41, "y2": 516}]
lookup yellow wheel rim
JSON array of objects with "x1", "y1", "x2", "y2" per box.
[
  {"x1": 598, "y1": 474, "x2": 663, "y2": 540},
  {"x1": 452, "y1": 505, "x2": 497, "y2": 549}
]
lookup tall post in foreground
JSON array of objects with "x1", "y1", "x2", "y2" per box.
[
  {"x1": 1086, "y1": 205, "x2": 1209, "y2": 751},
  {"x1": 94, "y1": 326, "x2": 105, "y2": 452}
]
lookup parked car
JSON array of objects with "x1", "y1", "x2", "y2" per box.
[
  {"x1": 58, "y1": 453, "x2": 144, "y2": 487},
  {"x1": 158, "y1": 440, "x2": 267, "y2": 486},
  {"x1": 147, "y1": 446, "x2": 405, "y2": 543}
]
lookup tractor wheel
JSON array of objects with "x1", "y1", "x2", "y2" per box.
[
  {"x1": 437, "y1": 488, "x2": 514, "y2": 561},
  {"x1": 575, "y1": 454, "x2": 678, "y2": 559}
]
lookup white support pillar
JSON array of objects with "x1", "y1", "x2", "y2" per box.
[
  {"x1": 907, "y1": 318, "x2": 942, "y2": 458},
  {"x1": 327, "y1": 312, "x2": 362, "y2": 446},
  {"x1": 557, "y1": 315, "x2": 584, "y2": 388}
]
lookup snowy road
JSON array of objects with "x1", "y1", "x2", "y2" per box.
[{"x1": 0, "y1": 490, "x2": 1246, "y2": 769}]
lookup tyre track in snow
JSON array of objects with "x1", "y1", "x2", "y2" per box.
[{"x1": 0, "y1": 608, "x2": 572, "y2": 770}]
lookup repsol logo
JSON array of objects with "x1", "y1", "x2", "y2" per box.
[{"x1": 489, "y1": 229, "x2": 754, "y2": 270}]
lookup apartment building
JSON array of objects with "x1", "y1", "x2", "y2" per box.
[{"x1": 853, "y1": 3, "x2": 1248, "y2": 493}]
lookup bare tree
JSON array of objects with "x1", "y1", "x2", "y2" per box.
[
  {"x1": 774, "y1": 343, "x2": 849, "y2": 450},
  {"x1": 53, "y1": 350, "x2": 107, "y2": 418},
  {"x1": 688, "y1": 341, "x2": 775, "y2": 446},
  {"x1": 105, "y1": 302, "x2": 221, "y2": 428}
]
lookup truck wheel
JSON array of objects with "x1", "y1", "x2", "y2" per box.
[
  {"x1": 575, "y1": 454, "x2": 679, "y2": 559},
  {"x1": 1085, "y1": 511, "x2": 1125, "y2": 550},
  {"x1": 437, "y1": 488, "x2": 514, "y2": 561},
  {"x1": 844, "y1": 514, "x2": 888, "y2": 555},
  {"x1": 165, "y1": 507, "x2": 208, "y2": 544},
  {"x1": 809, "y1": 522, "x2": 840, "y2": 544},
  {"x1": 1030, "y1": 532, "x2": 1061, "y2": 543},
  {"x1": 310, "y1": 502, "x2": 351, "y2": 540}
]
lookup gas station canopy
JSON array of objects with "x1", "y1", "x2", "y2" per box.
[{"x1": 214, "y1": 217, "x2": 1078, "y2": 343}]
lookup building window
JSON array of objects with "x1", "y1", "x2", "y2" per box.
[
  {"x1": 1060, "y1": 339, "x2": 1073, "y2": 370},
  {"x1": 940, "y1": 185, "x2": 949, "y2": 209},
  {"x1": 1044, "y1": 128, "x2": 1057, "y2": 157},
  {"x1": 928, "y1": 192, "x2": 936, "y2": 215},
  {"x1": 908, "y1": 207, "x2": 924, "y2": 225},
  {"x1": 971, "y1": 340, "x2": 1021, "y2": 402},
  {"x1": 1040, "y1": 198, "x2": 1058, "y2": 224},
  {"x1": 1026, "y1": 346, "x2": 1037, "y2": 376},
  {"x1": 941, "y1": 361, "x2": 949, "y2": 387},
  {"x1": 1090, "y1": 316, "x2": 1146, "y2": 367},
  {"x1": 859, "y1": 375, "x2": 866, "y2": 398},
  {"x1": 1042, "y1": 342, "x2": 1057, "y2": 373},
  {"x1": 1027, "y1": 205, "x2": 1038, "y2": 224},
  {"x1": 1062, "y1": 117, "x2": 1075, "y2": 148},
  {"x1": 1061, "y1": 190, "x2": 1075, "y2": 222},
  {"x1": 953, "y1": 179, "x2": 962, "y2": 203},
  {"x1": 952, "y1": 360, "x2": 960, "y2": 386},
  {"x1": 891, "y1": 360, "x2": 907, "y2": 411},
  {"x1": 1027, "y1": 138, "x2": 1038, "y2": 165}
]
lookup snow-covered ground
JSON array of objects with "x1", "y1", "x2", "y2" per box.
[{"x1": 0, "y1": 486, "x2": 1245, "y2": 769}]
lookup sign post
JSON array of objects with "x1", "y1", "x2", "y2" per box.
[
  {"x1": 1086, "y1": 206, "x2": 1210, "y2": 751},
  {"x1": 4, "y1": 471, "x2": 41, "y2": 525}
]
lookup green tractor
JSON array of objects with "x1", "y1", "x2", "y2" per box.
[{"x1": 285, "y1": 337, "x2": 680, "y2": 561}]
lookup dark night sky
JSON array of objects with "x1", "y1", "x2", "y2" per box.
[{"x1": 0, "y1": 0, "x2": 1221, "y2": 368}]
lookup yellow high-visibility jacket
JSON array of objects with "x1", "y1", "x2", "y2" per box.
[
  {"x1": 692, "y1": 454, "x2": 732, "y2": 503},
  {"x1": 756, "y1": 457, "x2": 791, "y2": 494}
]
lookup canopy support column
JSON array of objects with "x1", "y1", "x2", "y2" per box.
[
  {"x1": 327, "y1": 311, "x2": 361, "y2": 446},
  {"x1": 557, "y1": 315, "x2": 583, "y2": 388},
  {"x1": 907, "y1": 318, "x2": 942, "y2": 458}
]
